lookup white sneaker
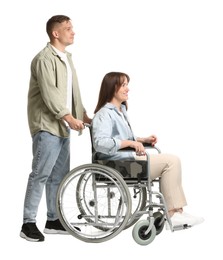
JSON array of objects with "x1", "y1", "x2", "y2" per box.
[
  {"x1": 181, "y1": 212, "x2": 204, "y2": 225},
  {"x1": 169, "y1": 212, "x2": 204, "y2": 228}
]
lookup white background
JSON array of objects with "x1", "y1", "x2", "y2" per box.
[{"x1": 1, "y1": 0, "x2": 222, "y2": 258}]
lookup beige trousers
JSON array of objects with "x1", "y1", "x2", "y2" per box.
[{"x1": 135, "y1": 153, "x2": 187, "y2": 211}]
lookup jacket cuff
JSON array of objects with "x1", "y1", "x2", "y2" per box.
[{"x1": 55, "y1": 108, "x2": 70, "y2": 119}]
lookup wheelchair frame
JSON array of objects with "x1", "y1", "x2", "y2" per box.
[{"x1": 56, "y1": 124, "x2": 189, "y2": 245}]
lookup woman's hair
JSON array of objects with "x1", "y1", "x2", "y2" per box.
[
  {"x1": 94, "y1": 72, "x2": 130, "y2": 114},
  {"x1": 46, "y1": 15, "x2": 71, "y2": 38}
]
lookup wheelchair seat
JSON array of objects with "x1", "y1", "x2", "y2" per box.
[{"x1": 93, "y1": 159, "x2": 148, "y2": 181}]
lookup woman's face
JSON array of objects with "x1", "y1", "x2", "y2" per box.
[{"x1": 113, "y1": 76, "x2": 129, "y2": 103}]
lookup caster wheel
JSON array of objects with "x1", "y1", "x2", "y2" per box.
[{"x1": 132, "y1": 220, "x2": 156, "y2": 245}]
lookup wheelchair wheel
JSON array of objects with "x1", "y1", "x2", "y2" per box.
[
  {"x1": 124, "y1": 185, "x2": 147, "y2": 229},
  {"x1": 57, "y1": 163, "x2": 132, "y2": 243},
  {"x1": 132, "y1": 220, "x2": 156, "y2": 246},
  {"x1": 153, "y1": 211, "x2": 165, "y2": 235}
]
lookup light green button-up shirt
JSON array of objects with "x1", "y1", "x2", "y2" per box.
[{"x1": 27, "y1": 43, "x2": 86, "y2": 137}]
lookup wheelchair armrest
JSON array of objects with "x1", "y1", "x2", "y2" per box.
[
  {"x1": 119, "y1": 143, "x2": 161, "y2": 153},
  {"x1": 119, "y1": 143, "x2": 151, "y2": 151}
]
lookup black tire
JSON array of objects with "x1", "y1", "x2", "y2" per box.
[{"x1": 153, "y1": 211, "x2": 165, "y2": 235}]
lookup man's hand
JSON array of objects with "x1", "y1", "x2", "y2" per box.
[{"x1": 63, "y1": 114, "x2": 84, "y2": 131}]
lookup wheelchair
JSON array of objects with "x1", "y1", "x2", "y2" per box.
[{"x1": 56, "y1": 124, "x2": 188, "y2": 245}]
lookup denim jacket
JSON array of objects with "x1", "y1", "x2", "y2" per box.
[
  {"x1": 27, "y1": 43, "x2": 86, "y2": 137},
  {"x1": 92, "y1": 103, "x2": 136, "y2": 160}
]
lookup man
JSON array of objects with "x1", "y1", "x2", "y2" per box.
[{"x1": 20, "y1": 15, "x2": 91, "y2": 242}]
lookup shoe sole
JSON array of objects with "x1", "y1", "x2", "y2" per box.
[
  {"x1": 20, "y1": 231, "x2": 44, "y2": 242},
  {"x1": 43, "y1": 228, "x2": 69, "y2": 235}
]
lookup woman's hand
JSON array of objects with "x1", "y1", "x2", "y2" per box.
[
  {"x1": 129, "y1": 141, "x2": 146, "y2": 156},
  {"x1": 144, "y1": 135, "x2": 157, "y2": 146},
  {"x1": 137, "y1": 135, "x2": 158, "y2": 146},
  {"x1": 120, "y1": 140, "x2": 146, "y2": 155}
]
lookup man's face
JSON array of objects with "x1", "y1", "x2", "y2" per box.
[{"x1": 53, "y1": 20, "x2": 75, "y2": 47}]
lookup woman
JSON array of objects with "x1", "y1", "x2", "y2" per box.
[{"x1": 91, "y1": 72, "x2": 204, "y2": 228}]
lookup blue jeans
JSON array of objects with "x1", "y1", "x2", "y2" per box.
[{"x1": 23, "y1": 131, "x2": 70, "y2": 223}]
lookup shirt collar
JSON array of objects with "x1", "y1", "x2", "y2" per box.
[{"x1": 104, "y1": 102, "x2": 126, "y2": 111}]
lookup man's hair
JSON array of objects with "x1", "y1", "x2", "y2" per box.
[{"x1": 46, "y1": 15, "x2": 71, "y2": 38}]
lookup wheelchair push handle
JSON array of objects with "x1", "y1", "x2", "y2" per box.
[{"x1": 84, "y1": 123, "x2": 91, "y2": 128}]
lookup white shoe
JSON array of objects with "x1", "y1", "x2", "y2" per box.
[{"x1": 169, "y1": 212, "x2": 204, "y2": 229}]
